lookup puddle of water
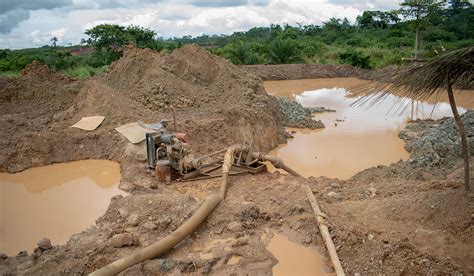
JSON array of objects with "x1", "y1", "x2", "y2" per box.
[
  {"x1": 265, "y1": 78, "x2": 473, "y2": 179},
  {"x1": 266, "y1": 232, "x2": 333, "y2": 276},
  {"x1": 0, "y1": 160, "x2": 123, "y2": 255}
]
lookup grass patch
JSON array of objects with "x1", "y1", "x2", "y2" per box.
[
  {"x1": 62, "y1": 65, "x2": 107, "y2": 79},
  {"x1": 0, "y1": 71, "x2": 20, "y2": 77}
]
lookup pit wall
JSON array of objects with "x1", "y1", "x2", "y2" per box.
[{"x1": 241, "y1": 64, "x2": 371, "y2": 80}]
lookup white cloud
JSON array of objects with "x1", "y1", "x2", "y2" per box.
[
  {"x1": 51, "y1": 27, "x2": 68, "y2": 38},
  {"x1": 0, "y1": 0, "x2": 403, "y2": 49}
]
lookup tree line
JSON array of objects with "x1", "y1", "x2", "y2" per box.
[{"x1": 0, "y1": 0, "x2": 472, "y2": 78}]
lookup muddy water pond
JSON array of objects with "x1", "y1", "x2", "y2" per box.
[
  {"x1": 266, "y1": 231, "x2": 333, "y2": 276},
  {"x1": 0, "y1": 160, "x2": 123, "y2": 256},
  {"x1": 265, "y1": 78, "x2": 472, "y2": 179}
]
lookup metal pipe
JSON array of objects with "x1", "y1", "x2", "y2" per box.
[{"x1": 250, "y1": 152, "x2": 302, "y2": 177}]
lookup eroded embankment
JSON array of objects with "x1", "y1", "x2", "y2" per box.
[{"x1": 241, "y1": 63, "x2": 378, "y2": 81}]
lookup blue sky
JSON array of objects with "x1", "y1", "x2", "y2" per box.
[{"x1": 0, "y1": 0, "x2": 402, "y2": 49}]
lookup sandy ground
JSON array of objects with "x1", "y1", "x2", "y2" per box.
[{"x1": 0, "y1": 45, "x2": 473, "y2": 275}]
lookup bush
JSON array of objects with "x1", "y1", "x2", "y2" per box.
[
  {"x1": 63, "y1": 65, "x2": 107, "y2": 79},
  {"x1": 338, "y1": 49, "x2": 372, "y2": 69}
]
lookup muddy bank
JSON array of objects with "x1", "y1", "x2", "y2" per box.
[{"x1": 241, "y1": 64, "x2": 372, "y2": 81}]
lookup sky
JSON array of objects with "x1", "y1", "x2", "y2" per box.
[{"x1": 0, "y1": 0, "x2": 402, "y2": 49}]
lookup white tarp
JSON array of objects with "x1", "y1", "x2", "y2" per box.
[
  {"x1": 70, "y1": 116, "x2": 105, "y2": 131},
  {"x1": 115, "y1": 122, "x2": 155, "y2": 144}
]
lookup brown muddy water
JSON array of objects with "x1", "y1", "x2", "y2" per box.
[
  {"x1": 265, "y1": 231, "x2": 333, "y2": 276},
  {"x1": 0, "y1": 160, "x2": 123, "y2": 256},
  {"x1": 265, "y1": 78, "x2": 473, "y2": 179}
]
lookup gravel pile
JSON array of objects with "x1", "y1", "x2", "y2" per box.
[
  {"x1": 402, "y1": 110, "x2": 474, "y2": 168},
  {"x1": 277, "y1": 96, "x2": 334, "y2": 129}
]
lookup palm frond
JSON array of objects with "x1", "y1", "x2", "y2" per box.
[{"x1": 353, "y1": 47, "x2": 474, "y2": 108}]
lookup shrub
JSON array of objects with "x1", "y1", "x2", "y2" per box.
[{"x1": 338, "y1": 49, "x2": 372, "y2": 69}]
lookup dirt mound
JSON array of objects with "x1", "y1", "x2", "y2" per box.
[
  {"x1": 93, "y1": 44, "x2": 285, "y2": 153},
  {"x1": 0, "y1": 61, "x2": 81, "y2": 109},
  {"x1": 0, "y1": 44, "x2": 288, "y2": 172}
]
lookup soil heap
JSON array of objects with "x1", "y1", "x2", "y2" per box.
[{"x1": 0, "y1": 44, "x2": 287, "y2": 173}]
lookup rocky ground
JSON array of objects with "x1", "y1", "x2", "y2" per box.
[
  {"x1": 277, "y1": 96, "x2": 334, "y2": 129},
  {"x1": 1, "y1": 45, "x2": 473, "y2": 275}
]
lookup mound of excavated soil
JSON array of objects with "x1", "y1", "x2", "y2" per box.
[{"x1": 0, "y1": 45, "x2": 288, "y2": 173}]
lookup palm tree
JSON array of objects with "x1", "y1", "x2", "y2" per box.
[{"x1": 357, "y1": 47, "x2": 473, "y2": 191}]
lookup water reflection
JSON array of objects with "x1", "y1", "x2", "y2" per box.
[{"x1": 265, "y1": 78, "x2": 470, "y2": 179}]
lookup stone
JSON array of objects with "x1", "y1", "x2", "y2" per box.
[
  {"x1": 367, "y1": 234, "x2": 375, "y2": 241},
  {"x1": 143, "y1": 221, "x2": 157, "y2": 231},
  {"x1": 111, "y1": 195, "x2": 123, "y2": 201},
  {"x1": 368, "y1": 187, "x2": 378, "y2": 197},
  {"x1": 111, "y1": 233, "x2": 138, "y2": 248},
  {"x1": 159, "y1": 259, "x2": 177, "y2": 273},
  {"x1": 179, "y1": 260, "x2": 195, "y2": 273},
  {"x1": 330, "y1": 182, "x2": 341, "y2": 189},
  {"x1": 226, "y1": 221, "x2": 242, "y2": 232},
  {"x1": 127, "y1": 214, "x2": 140, "y2": 227},
  {"x1": 0, "y1": 253, "x2": 7, "y2": 260},
  {"x1": 17, "y1": 250, "x2": 28, "y2": 257},
  {"x1": 118, "y1": 208, "x2": 128, "y2": 218},
  {"x1": 37, "y1": 237, "x2": 52, "y2": 250}
]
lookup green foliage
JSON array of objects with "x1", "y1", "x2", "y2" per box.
[
  {"x1": 338, "y1": 49, "x2": 372, "y2": 69},
  {"x1": 85, "y1": 24, "x2": 156, "y2": 50},
  {"x1": 63, "y1": 65, "x2": 107, "y2": 79},
  {"x1": 268, "y1": 39, "x2": 303, "y2": 64},
  {"x1": 0, "y1": 1, "x2": 472, "y2": 77},
  {"x1": 217, "y1": 41, "x2": 260, "y2": 65}
]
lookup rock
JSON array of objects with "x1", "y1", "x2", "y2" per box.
[
  {"x1": 330, "y1": 182, "x2": 341, "y2": 189},
  {"x1": 226, "y1": 221, "x2": 242, "y2": 232},
  {"x1": 179, "y1": 260, "x2": 195, "y2": 272},
  {"x1": 368, "y1": 187, "x2": 378, "y2": 197},
  {"x1": 127, "y1": 214, "x2": 140, "y2": 226},
  {"x1": 111, "y1": 195, "x2": 123, "y2": 201},
  {"x1": 159, "y1": 259, "x2": 177, "y2": 273},
  {"x1": 367, "y1": 234, "x2": 375, "y2": 241},
  {"x1": 348, "y1": 232, "x2": 358, "y2": 245},
  {"x1": 238, "y1": 204, "x2": 260, "y2": 221},
  {"x1": 232, "y1": 238, "x2": 249, "y2": 247},
  {"x1": 277, "y1": 97, "x2": 326, "y2": 129},
  {"x1": 37, "y1": 237, "x2": 52, "y2": 250},
  {"x1": 118, "y1": 208, "x2": 128, "y2": 218},
  {"x1": 17, "y1": 250, "x2": 28, "y2": 257},
  {"x1": 0, "y1": 253, "x2": 7, "y2": 260},
  {"x1": 143, "y1": 221, "x2": 157, "y2": 231},
  {"x1": 111, "y1": 233, "x2": 138, "y2": 248}
]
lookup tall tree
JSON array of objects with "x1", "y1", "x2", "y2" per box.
[
  {"x1": 51, "y1": 36, "x2": 58, "y2": 48},
  {"x1": 400, "y1": 0, "x2": 444, "y2": 58}
]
